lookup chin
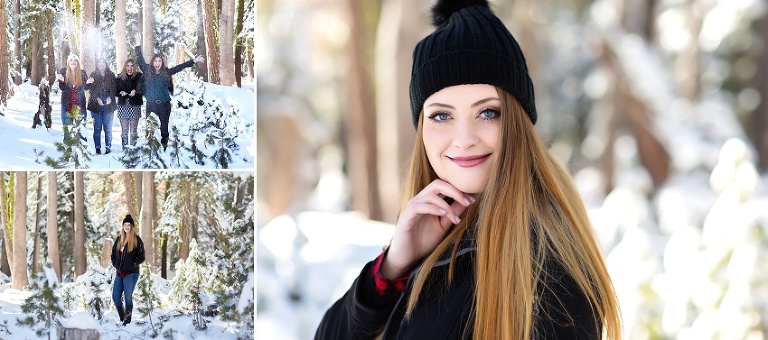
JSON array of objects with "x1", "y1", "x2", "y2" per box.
[{"x1": 446, "y1": 179, "x2": 485, "y2": 194}]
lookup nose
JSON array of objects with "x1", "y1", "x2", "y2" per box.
[{"x1": 452, "y1": 120, "x2": 479, "y2": 150}]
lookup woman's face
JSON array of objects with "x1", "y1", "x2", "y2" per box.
[
  {"x1": 68, "y1": 59, "x2": 78, "y2": 71},
  {"x1": 152, "y1": 57, "x2": 163, "y2": 72},
  {"x1": 422, "y1": 84, "x2": 501, "y2": 194},
  {"x1": 123, "y1": 222, "x2": 132, "y2": 233},
  {"x1": 126, "y1": 62, "x2": 134, "y2": 75},
  {"x1": 97, "y1": 60, "x2": 107, "y2": 73}
]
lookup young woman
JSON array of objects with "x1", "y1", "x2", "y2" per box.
[
  {"x1": 116, "y1": 59, "x2": 145, "y2": 148},
  {"x1": 134, "y1": 37, "x2": 204, "y2": 149},
  {"x1": 315, "y1": 1, "x2": 622, "y2": 339},
  {"x1": 57, "y1": 54, "x2": 92, "y2": 131},
  {"x1": 111, "y1": 214, "x2": 145, "y2": 325},
  {"x1": 87, "y1": 58, "x2": 117, "y2": 154}
]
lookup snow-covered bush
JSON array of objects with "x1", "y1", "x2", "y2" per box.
[
  {"x1": 17, "y1": 260, "x2": 64, "y2": 338},
  {"x1": 44, "y1": 106, "x2": 92, "y2": 169}
]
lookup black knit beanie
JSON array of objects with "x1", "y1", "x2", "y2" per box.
[
  {"x1": 409, "y1": 0, "x2": 537, "y2": 128},
  {"x1": 123, "y1": 214, "x2": 134, "y2": 226}
]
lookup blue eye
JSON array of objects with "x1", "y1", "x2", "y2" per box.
[
  {"x1": 479, "y1": 108, "x2": 500, "y2": 120},
  {"x1": 428, "y1": 112, "x2": 450, "y2": 122}
]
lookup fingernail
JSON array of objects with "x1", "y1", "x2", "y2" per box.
[
  {"x1": 454, "y1": 216, "x2": 461, "y2": 224},
  {"x1": 470, "y1": 196, "x2": 477, "y2": 203},
  {"x1": 464, "y1": 198, "x2": 471, "y2": 205},
  {"x1": 439, "y1": 209, "x2": 447, "y2": 215}
]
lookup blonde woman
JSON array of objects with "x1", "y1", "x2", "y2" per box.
[
  {"x1": 315, "y1": 0, "x2": 621, "y2": 339},
  {"x1": 111, "y1": 214, "x2": 145, "y2": 325},
  {"x1": 56, "y1": 54, "x2": 92, "y2": 128}
]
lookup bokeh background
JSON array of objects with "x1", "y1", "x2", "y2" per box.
[{"x1": 256, "y1": 0, "x2": 768, "y2": 339}]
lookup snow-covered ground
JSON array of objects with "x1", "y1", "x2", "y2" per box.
[
  {"x1": 0, "y1": 81, "x2": 254, "y2": 169},
  {"x1": 0, "y1": 269, "x2": 246, "y2": 339}
]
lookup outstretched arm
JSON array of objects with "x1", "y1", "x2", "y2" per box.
[
  {"x1": 135, "y1": 45, "x2": 148, "y2": 74},
  {"x1": 169, "y1": 55, "x2": 204, "y2": 76}
]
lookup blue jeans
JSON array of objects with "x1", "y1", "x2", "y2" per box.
[
  {"x1": 92, "y1": 107, "x2": 114, "y2": 149},
  {"x1": 113, "y1": 273, "x2": 139, "y2": 312},
  {"x1": 61, "y1": 107, "x2": 86, "y2": 127}
]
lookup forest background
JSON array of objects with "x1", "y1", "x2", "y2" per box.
[{"x1": 257, "y1": 0, "x2": 768, "y2": 339}]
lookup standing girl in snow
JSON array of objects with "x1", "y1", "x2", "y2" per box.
[
  {"x1": 57, "y1": 54, "x2": 92, "y2": 136},
  {"x1": 116, "y1": 59, "x2": 145, "y2": 148},
  {"x1": 111, "y1": 214, "x2": 145, "y2": 325},
  {"x1": 87, "y1": 58, "x2": 118, "y2": 154},
  {"x1": 134, "y1": 34, "x2": 204, "y2": 149},
  {"x1": 315, "y1": 1, "x2": 621, "y2": 339}
]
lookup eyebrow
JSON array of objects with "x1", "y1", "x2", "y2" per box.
[{"x1": 426, "y1": 97, "x2": 500, "y2": 109}]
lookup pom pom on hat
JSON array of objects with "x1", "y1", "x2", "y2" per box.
[
  {"x1": 123, "y1": 214, "x2": 134, "y2": 226},
  {"x1": 431, "y1": 0, "x2": 489, "y2": 26}
]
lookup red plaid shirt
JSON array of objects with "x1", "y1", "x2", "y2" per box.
[{"x1": 371, "y1": 251, "x2": 411, "y2": 296}]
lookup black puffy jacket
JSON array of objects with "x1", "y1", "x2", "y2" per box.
[
  {"x1": 315, "y1": 233, "x2": 600, "y2": 339},
  {"x1": 111, "y1": 236, "x2": 146, "y2": 275},
  {"x1": 116, "y1": 72, "x2": 145, "y2": 106},
  {"x1": 88, "y1": 70, "x2": 118, "y2": 113}
]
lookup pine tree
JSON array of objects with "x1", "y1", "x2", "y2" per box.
[
  {"x1": 168, "y1": 239, "x2": 208, "y2": 330},
  {"x1": 137, "y1": 264, "x2": 163, "y2": 337},
  {"x1": 168, "y1": 126, "x2": 189, "y2": 169},
  {"x1": 121, "y1": 114, "x2": 168, "y2": 169},
  {"x1": 44, "y1": 107, "x2": 93, "y2": 169},
  {"x1": 17, "y1": 259, "x2": 64, "y2": 339},
  {"x1": 79, "y1": 258, "x2": 111, "y2": 322}
]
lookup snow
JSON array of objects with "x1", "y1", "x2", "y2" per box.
[
  {"x1": 0, "y1": 81, "x2": 254, "y2": 169},
  {"x1": 238, "y1": 272, "x2": 254, "y2": 315},
  {"x1": 62, "y1": 311, "x2": 98, "y2": 330}
]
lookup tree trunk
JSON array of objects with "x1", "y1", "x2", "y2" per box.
[
  {"x1": 753, "y1": 14, "x2": 768, "y2": 172},
  {"x1": 196, "y1": 0, "x2": 209, "y2": 82},
  {"x1": 140, "y1": 172, "x2": 154, "y2": 270},
  {"x1": 32, "y1": 174, "x2": 43, "y2": 273},
  {"x1": 0, "y1": 239, "x2": 9, "y2": 276},
  {"x1": 374, "y1": 0, "x2": 422, "y2": 223},
  {"x1": 0, "y1": 172, "x2": 12, "y2": 271},
  {"x1": 115, "y1": 0, "x2": 127, "y2": 71},
  {"x1": 46, "y1": 13, "x2": 56, "y2": 85},
  {"x1": 234, "y1": 0, "x2": 245, "y2": 87},
  {"x1": 179, "y1": 183, "x2": 191, "y2": 260},
  {"x1": 30, "y1": 24, "x2": 43, "y2": 86},
  {"x1": 81, "y1": 0, "x2": 97, "y2": 73},
  {"x1": 12, "y1": 172, "x2": 28, "y2": 289},
  {"x1": 344, "y1": 0, "x2": 381, "y2": 220},
  {"x1": 100, "y1": 239, "x2": 111, "y2": 268},
  {"x1": 13, "y1": 0, "x2": 21, "y2": 85},
  {"x1": 142, "y1": 0, "x2": 155, "y2": 61},
  {"x1": 134, "y1": 171, "x2": 142, "y2": 217},
  {"x1": 160, "y1": 232, "x2": 167, "y2": 279},
  {"x1": 47, "y1": 172, "x2": 60, "y2": 281},
  {"x1": 218, "y1": 0, "x2": 236, "y2": 85},
  {"x1": 122, "y1": 172, "x2": 136, "y2": 217},
  {"x1": 74, "y1": 172, "x2": 86, "y2": 278},
  {"x1": 201, "y1": 0, "x2": 221, "y2": 84},
  {"x1": 0, "y1": 0, "x2": 9, "y2": 104}
]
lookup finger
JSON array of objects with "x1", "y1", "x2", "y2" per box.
[
  {"x1": 412, "y1": 194, "x2": 460, "y2": 225},
  {"x1": 427, "y1": 179, "x2": 474, "y2": 207}
]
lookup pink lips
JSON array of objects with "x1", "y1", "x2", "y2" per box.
[{"x1": 449, "y1": 154, "x2": 490, "y2": 168}]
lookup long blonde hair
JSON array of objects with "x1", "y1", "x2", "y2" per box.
[
  {"x1": 65, "y1": 54, "x2": 83, "y2": 87},
  {"x1": 401, "y1": 88, "x2": 621, "y2": 339},
  {"x1": 120, "y1": 221, "x2": 137, "y2": 253}
]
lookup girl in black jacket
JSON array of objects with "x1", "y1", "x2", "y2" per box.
[
  {"x1": 87, "y1": 58, "x2": 118, "y2": 154},
  {"x1": 315, "y1": 1, "x2": 622, "y2": 339},
  {"x1": 111, "y1": 214, "x2": 145, "y2": 325},
  {"x1": 57, "y1": 54, "x2": 92, "y2": 131},
  {"x1": 116, "y1": 59, "x2": 145, "y2": 147}
]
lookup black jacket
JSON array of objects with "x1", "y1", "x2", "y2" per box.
[
  {"x1": 116, "y1": 72, "x2": 145, "y2": 106},
  {"x1": 111, "y1": 236, "x2": 146, "y2": 275},
  {"x1": 88, "y1": 70, "x2": 118, "y2": 113},
  {"x1": 58, "y1": 68, "x2": 89, "y2": 113},
  {"x1": 315, "y1": 235, "x2": 599, "y2": 339}
]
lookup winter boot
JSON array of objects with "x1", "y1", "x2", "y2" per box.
[
  {"x1": 105, "y1": 147, "x2": 111, "y2": 154},
  {"x1": 123, "y1": 308, "x2": 132, "y2": 325},
  {"x1": 96, "y1": 148, "x2": 101, "y2": 155},
  {"x1": 117, "y1": 306, "x2": 125, "y2": 324}
]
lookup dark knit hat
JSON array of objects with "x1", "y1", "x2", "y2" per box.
[
  {"x1": 409, "y1": 0, "x2": 537, "y2": 128},
  {"x1": 123, "y1": 214, "x2": 134, "y2": 226}
]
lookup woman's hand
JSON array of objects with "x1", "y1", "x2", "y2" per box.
[
  {"x1": 381, "y1": 179, "x2": 475, "y2": 280},
  {"x1": 119, "y1": 91, "x2": 127, "y2": 97},
  {"x1": 57, "y1": 74, "x2": 64, "y2": 83},
  {"x1": 129, "y1": 90, "x2": 136, "y2": 97},
  {"x1": 194, "y1": 55, "x2": 205, "y2": 63},
  {"x1": 97, "y1": 98, "x2": 104, "y2": 106},
  {"x1": 86, "y1": 77, "x2": 94, "y2": 84}
]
